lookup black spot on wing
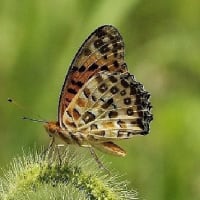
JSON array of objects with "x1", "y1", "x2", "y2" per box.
[
  {"x1": 117, "y1": 120, "x2": 125, "y2": 128},
  {"x1": 82, "y1": 111, "x2": 95, "y2": 124},
  {"x1": 83, "y1": 48, "x2": 91, "y2": 56},
  {"x1": 130, "y1": 85, "x2": 136, "y2": 95},
  {"x1": 79, "y1": 65, "x2": 86, "y2": 72},
  {"x1": 99, "y1": 44, "x2": 110, "y2": 54},
  {"x1": 124, "y1": 97, "x2": 131, "y2": 105},
  {"x1": 90, "y1": 124, "x2": 98, "y2": 130},
  {"x1": 113, "y1": 42, "x2": 123, "y2": 50},
  {"x1": 96, "y1": 131, "x2": 106, "y2": 137},
  {"x1": 71, "y1": 66, "x2": 78, "y2": 72},
  {"x1": 94, "y1": 39, "x2": 104, "y2": 48},
  {"x1": 67, "y1": 88, "x2": 77, "y2": 95},
  {"x1": 113, "y1": 61, "x2": 119, "y2": 68},
  {"x1": 91, "y1": 95, "x2": 97, "y2": 102},
  {"x1": 108, "y1": 110, "x2": 118, "y2": 118},
  {"x1": 127, "y1": 108, "x2": 134, "y2": 116},
  {"x1": 71, "y1": 80, "x2": 84, "y2": 88},
  {"x1": 120, "y1": 90, "x2": 126, "y2": 96},
  {"x1": 98, "y1": 83, "x2": 108, "y2": 93},
  {"x1": 100, "y1": 65, "x2": 109, "y2": 71},
  {"x1": 110, "y1": 86, "x2": 119, "y2": 94},
  {"x1": 95, "y1": 74, "x2": 103, "y2": 83},
  {"x1": 102, "y1": 98, "x2": 113, "y2": 109},
  {"x1": 121, "y1": 79, "x2": 129, "y2": 88},
  {"x1": 83, "y1": 87, "x2": 90, "y2": 98},
  {"x1": 109, "y1": 75, "x2": 118, "y2": 83},
  {"x1": 103, "y1": 55, "x2": 108, "y2": 59},
  {"x1": 88, "y1": 63, "x2": 99, "y2": 71},
  {"x1": 95, "y1": 28, "x2": 106, "y2": 38}
]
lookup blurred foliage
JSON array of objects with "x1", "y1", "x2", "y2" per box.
[{"x1": 0, "y1": 0, "x2": 200, "y2": 199}]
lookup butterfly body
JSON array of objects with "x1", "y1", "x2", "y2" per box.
[
  {"x1": 44, "y1": 121, "x2": 127, "y2": 156},
  {"x1": 44, "y1": 25, "x2": 153, "y2": 158}
]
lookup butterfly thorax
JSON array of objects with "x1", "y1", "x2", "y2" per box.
[{"x1": 44, "y1": 121, "x2": 60, "y2": 135}]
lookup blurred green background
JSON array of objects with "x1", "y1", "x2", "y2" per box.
[{"x1": 0, "y1": 0, "x2": 200, "y2": 199}]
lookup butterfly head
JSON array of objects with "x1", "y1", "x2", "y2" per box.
[{"x1": 44, "y1": 121, "x2": 60, "y2": 137}]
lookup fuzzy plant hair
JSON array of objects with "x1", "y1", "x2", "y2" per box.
[{"x1": 0, "y1": 146, "x2": 138, "y2": 200}]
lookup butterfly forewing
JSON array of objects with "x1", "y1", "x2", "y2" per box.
[{"x1": 58, "y1": 25, "x2": 128, "y2": 127}]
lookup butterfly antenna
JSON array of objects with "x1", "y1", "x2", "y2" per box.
[
  {"x1": 22, "y1": 116, "x2": 48, "y2": 123},
  {"x1": 8, "y1": 98, "x2": 47, "y2": 123}
]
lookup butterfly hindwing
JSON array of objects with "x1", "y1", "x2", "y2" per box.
[
  {"x1": 58, "y1": 25, "x2": 127, "y2": 127},
  {"x1": 63, "y1": 71, "x2": 152, "y2": 141}
]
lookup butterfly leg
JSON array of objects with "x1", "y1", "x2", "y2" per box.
[
  {"x1": 55, "y1": 144, "x2": 65, "y2": 166},
  {"x1": 41, "y1": 136, "x2": 55, "y2": 160},
  {"x1": 48, "y1": 136, "x2": 55, "y2": 149},
  {"x1": 42, "y1": 137, "x2": 64, "y2": 166},
  {"x1": 89, "y1": 147, "x2": 110, "y2": 174}
]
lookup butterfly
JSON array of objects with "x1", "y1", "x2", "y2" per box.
[{"x1": 44, "y1": 25, "x2": 153, "y2": 166}]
